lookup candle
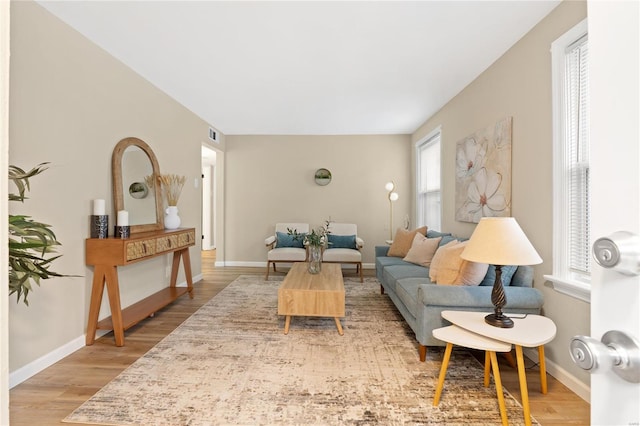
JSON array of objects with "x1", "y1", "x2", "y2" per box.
[
  {"x1": 93, "y1": 199, "x2": 105, "y2": 216},
  {"x1": 117, "y1": 210, "x2": 129, "y2": 226}
]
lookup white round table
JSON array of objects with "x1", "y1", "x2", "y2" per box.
[
  {"x1": 432, "y1": 325, "x2": 512, "y2": 426},
  {"x1": 440, "y1": 310, "x2": 557, "y2": 426}
]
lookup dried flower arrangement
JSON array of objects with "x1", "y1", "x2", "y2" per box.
[{"x1": 158, "y1": 174, "x2": 186, "y2": 206}]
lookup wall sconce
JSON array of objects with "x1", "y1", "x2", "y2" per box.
[{"x1": 385, "y1": 181, "x2": 399, "y2": 241}]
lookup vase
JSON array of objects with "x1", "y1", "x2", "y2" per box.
[
  {"x1": 165, "y1": 206, "x2": 181, "y2": 230},
  {"x1": 308, "y1": 244, "x2": 322, "y2": 274}
]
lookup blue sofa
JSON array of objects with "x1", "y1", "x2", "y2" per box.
[{"x1": 375, "y1": 230, "x2": 544, "y2": 361}]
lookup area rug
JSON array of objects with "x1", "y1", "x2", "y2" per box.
[{"x1": 64, "y1": 275, "x2": 537, "y2": 425}]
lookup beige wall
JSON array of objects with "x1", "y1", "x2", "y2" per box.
[
  {"x1": 412, "y1": 1, "x2": 590, "y2": 393},
  {"x1": 8, "y1": 2, "x2": 216, "y2": 372},
  {"x1": 8, "y1": 0, "x2": 591, "y2": 399},
  {"x1": 223, "y1": 135, "x2": 411, "y2": 266}
]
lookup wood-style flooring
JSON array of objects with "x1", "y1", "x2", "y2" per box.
[{"x1": 10, "y1": 250, "x2": 590, "y2": 425}]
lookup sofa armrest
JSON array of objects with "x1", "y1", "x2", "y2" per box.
[
  {"x1": 418, "y1": 285, "x2": 544, "y2": 310},
  {"x1": 375, "y1": 245, "x2": 390, "y2": 257}
]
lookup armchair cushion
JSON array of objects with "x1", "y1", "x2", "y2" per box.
[
  {"x1": 276, "y1": 231, "x2": 304, "y2": 248},
  {"x1": 327, "y1": 234, "x2": 357, "y2": 249}
]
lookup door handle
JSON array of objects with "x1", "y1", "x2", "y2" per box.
[
  {"x1": 593, "y1": 231, "x2": 640, "y2": 276},
  {"x1": 570, "y1": 330, "x2": 640, "y2": 383}
]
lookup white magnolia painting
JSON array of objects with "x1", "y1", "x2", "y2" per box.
[{"x1": 455, "y1": 117, "x2": 512, "y2": 223}]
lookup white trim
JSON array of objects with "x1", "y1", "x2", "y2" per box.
[
  {"x1": 549, "y1": 18, "x2": 591, "y2": 303},
  {"x1": 523, "y1": 347, "x2": 590, "y2": 403},
  {"x1": 0, "y1": 0, "x2": 9, "y2": 421},
  {"x1": 415, "y1": 126, "x2": 442, "y2": 230},
  {"x1": 9, "y1": 335, "x2": 86, "y2": 389},
  {"x1": 414, "y1": 125, "x2": 442, "y2": 148},
  {"x1": 9, "y1": 274, "x2": 203, "y2": 388},
  {"x1": 544, "y1": 274, "x2": 591, "y2": 303}
]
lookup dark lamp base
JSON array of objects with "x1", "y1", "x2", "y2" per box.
[{"x1": 485, "y1": 313, "x2": 514, "y2": 328}]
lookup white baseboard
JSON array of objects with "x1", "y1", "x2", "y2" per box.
[
  {"x1": 10, "y1": 334, "x2": 86, "y2": 388},
  {"x1": 10, "y1": 275, "x2": 204, "y2": 389},
  {"x1": 523, "y1": 347, "x2": 590, "y2": 403}
]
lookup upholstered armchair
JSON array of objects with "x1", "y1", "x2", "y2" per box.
[
  {"x1": 265, "y1": 223, "x2": 310, "y2": 279},
  {"x1": 322, "y1": 222, "x2": 364, "y2": 282}
]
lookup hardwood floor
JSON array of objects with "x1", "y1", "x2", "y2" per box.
[{"x1": 10, "y1": 250, "x2": 589, "y2": 425}]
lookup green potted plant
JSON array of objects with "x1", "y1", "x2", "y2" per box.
[{"x1": 8, "y1": 163, "x2": 67, "y2": 305}]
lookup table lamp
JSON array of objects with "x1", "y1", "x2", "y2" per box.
[{"x1": 461, "y1": 217, "x2": 542, "y2": 328}]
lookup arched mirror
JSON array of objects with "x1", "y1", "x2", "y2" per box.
[{"x1": 112, "y1": 137, "x2": 164, "y2": 233}]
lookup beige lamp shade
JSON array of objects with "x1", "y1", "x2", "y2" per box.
[{"x1": 461, "y1": 217, "x2": 542, "y2": 266}]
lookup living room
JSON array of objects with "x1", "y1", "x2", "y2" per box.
[{"x1": 3, "y1": 0, "x2": 639, "y2": 424}]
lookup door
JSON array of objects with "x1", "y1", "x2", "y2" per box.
[{"x1": 587, "y1": 2, "x2": 639, "y2": 424}]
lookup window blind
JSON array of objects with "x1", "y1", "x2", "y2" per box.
[
  {"x1": 565, "y1": 35, "x2": 590, "y2": 275},
  {"x1": 417, "y1": 132, "x2": 441, "y2": 230}
]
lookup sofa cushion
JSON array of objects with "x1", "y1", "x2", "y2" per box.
[
  {"x1": 403, "y1": 234, "x2": 442, "y2": 267},
  {"x1": 327, "y1": 234, "x2": 357, "y2": 249},
  {"x1": 396, "y1": 278, "x2": 432, "y2": 316},
  {"x1": 438, "y1": 235, "x2": 458, "y2": 247},
  {"x1": 376, "y1": 256, "x2": 408, "y2": 269},
  {"x1": 479, "y1": 264, "x2": 518, "y2": 287},
  {"x1": 388, "y1": 226, "x2": 428, "y2": 257},
  {"x1": 276, "y1": 231, "x2": 304, "y2": 248},
  {"x1": 427, "y1": 230, "x2": 452, "y2": 239},
  {"x1": 382, "y1": 264, "x2": 430, "y2": 293}
]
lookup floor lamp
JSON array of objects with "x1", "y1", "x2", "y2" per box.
[
  {"x1": 461, "y1": 217, "x2": 542, "y2": 328},
  {"x1": 385, "y1": 182, "x2": 399, "y2": 241}
]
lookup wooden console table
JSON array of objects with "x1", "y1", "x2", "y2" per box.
[{"x1": 85, "y1": 228, "x2": 196, "y2": 346}]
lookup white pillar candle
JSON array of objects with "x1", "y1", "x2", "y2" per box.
[
  {"x1": 93, "y1": 199, "x2": 105, "y2": 215},
  {"x1": 117, "y1": 210, "x2": 129, "y2": 226}
]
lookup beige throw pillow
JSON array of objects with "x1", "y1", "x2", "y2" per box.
[
  {"x1": 388, "y1": 226, "x2": 428, "y2": 258},
  {"x1": 428, "y1": 240, "x2": 460, "y2": 283},
  {"x1": 456, "y1": 260, "x2": 490, "y2": 286},
  {"x1": 403, "y1": 234, "x2": 442, "y2": 267}
]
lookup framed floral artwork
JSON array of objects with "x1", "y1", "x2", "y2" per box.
[{"x1": 455, "y1": 117, "x2": 512, "y2": 223}]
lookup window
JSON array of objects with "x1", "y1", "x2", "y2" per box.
[
  {"x1": 416, "y1": 128, "x2": 441, "y2": 231},
  {"x1": 546, "y1": 19, "x2": 591, "y2": 302}
]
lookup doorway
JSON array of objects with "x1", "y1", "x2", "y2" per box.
[{"x1": 201, "y1": 145, "x2": 216, "y2": 250}]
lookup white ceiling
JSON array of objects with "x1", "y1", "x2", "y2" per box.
[{"x1": 37, "y1": 1, "x2": 560, "y2": 135}]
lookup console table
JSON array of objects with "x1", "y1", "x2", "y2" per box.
[{"x1": 85, "y1": 228, "x2": 196, "y2": 346}]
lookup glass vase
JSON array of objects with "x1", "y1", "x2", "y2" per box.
[{"x1": 308, "y1": 244, "x2": 322, "y2": 274}]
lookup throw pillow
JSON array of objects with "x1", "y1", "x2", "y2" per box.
[
  {"x1": 387, "y1": 226, "x2": 428, "y2": 257},
  {"x1": 428, "y1": 239, "x2": 460, "y2": 282},
  {"x1": 276, "y1": 231, "x2": 304, "y2": 248},
  {"x1": 403, "y1": 234, "x2": 442, "y2": 267},
  {"x1": 327, "y1": 234, "x2": 357, "y2": 249},
  {"x1": 480, "y1": 265, "x2": 518, "y2": 287},
  {"x1": 427, "y1": 230, "x2": 452, "y2": 239},
  {"x1": 455, "y1": 260, "x2": 490, "y2": 286}
]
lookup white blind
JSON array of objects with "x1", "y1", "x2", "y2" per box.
[
  {"x1": 565, "y1": 35, "x2": 590, "y2": 275},
  {"x1": 417, "y1": 132, "x2": 441, "y2": 230}
]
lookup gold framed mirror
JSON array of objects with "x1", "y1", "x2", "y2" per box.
[{"x1": 112, "y1": 137, "x2": 164, "y2": 233}]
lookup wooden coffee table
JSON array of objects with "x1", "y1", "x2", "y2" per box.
[{"x1": 277, "y1": 263, "x2": 345, "y2": 335}]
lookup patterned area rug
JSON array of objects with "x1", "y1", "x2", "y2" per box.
[{"x1": 64, "y1": 275, "x2": 537, "y2": 425}]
